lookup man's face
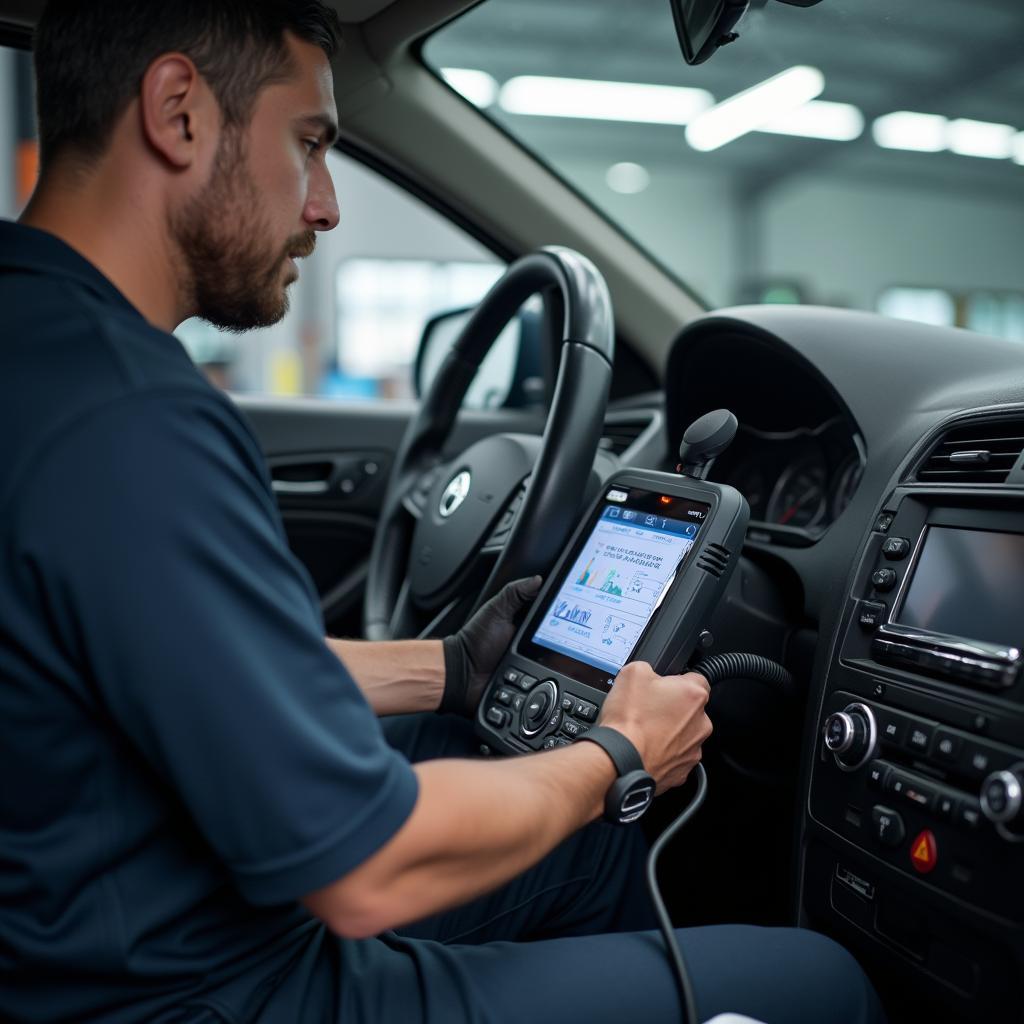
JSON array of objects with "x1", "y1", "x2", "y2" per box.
[{"x1": 172, "y1": 34, "x2": 340, "y2": 331}]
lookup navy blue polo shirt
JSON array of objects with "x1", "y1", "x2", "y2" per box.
[{"x1": 0, "y1": 221, "x2": 419, "y2": 1022}]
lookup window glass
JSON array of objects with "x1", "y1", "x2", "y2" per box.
[
  {"x1": 0, "y1": 45, "x2": 504, "y2": 400},
  {"x1": 425, "y1": 0, "x2": 1024, "y2": 342},
  {"x1": 176, "y1": 153, "x2": 504, "y2": 400}
]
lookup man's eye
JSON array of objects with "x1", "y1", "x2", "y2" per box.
[{"x1": 303, "y1": 138, "x2": 321, "y2": 155}]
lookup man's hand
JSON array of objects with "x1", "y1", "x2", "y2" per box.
[
  {"x1": 440, "y1": 576, "x2": 543, "y2": 717},
  {"x1": 597, "y1": 661, "x2": 712, "y2": 794}
]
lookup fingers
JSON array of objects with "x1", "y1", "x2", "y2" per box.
[{"x1": 498, "y1": 575, "x2": 543, "y2": 613}]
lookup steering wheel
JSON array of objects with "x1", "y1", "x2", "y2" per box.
[{"x1": 363, "y1": 247, "x2": 615, "y2": 641}]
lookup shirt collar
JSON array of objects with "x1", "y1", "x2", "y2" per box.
[{"x1": 0, "y1": 219, "x2": 145, "y2": 321}]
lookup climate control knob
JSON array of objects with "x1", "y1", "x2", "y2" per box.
[
  {"x1": 823, "y1": 703, "x2": 877, "y2": 770},
  {"x1": 980, "y1": 768, "x2": 1024, "y2": 826}
]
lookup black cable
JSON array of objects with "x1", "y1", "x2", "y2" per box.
[
  {"x1": 643, "y1": 653, "x2": 796, "y2": 1023},
  {"x1": 645, "y1": 762, "x2": 707, "y2": 1024},
  {"x1": 692, "y1": 652, "x2": 796, "y2": 699}
]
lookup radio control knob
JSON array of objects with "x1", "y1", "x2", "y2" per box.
[
  {"x1": 980, "y1": 769, "x2": 1024, "y2": 825},
  {"x1": 824, "y1": 703, "x2": 877, "y2": 770}
]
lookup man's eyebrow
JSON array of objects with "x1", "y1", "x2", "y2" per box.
[{"x1": 295, "y1": 113, "x2": 339, "y2": 146}]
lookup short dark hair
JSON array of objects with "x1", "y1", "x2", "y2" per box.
[{"x1": 34, "y1": 0, "x2": 342, "y2": 169}]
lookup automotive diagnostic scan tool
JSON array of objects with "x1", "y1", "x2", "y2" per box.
[{"x1": 476, "y1": 411, "x2": 750, "y2": 793}]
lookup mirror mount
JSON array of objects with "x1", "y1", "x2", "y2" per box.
[{"x1": 671, "y1": 0, "x2": 827, "y2": 66}]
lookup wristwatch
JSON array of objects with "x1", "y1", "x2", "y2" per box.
[{"x1": 579, "y1": 725, "x2": 656, "y2": 825}]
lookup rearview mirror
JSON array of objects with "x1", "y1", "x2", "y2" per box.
[{"x1": 670, "y1": 0, "x2": 827, "y2": 65}]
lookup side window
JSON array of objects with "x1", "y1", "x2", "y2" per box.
[
  {"x1": 0, "y1": 46, "x2": 503, "y2": 402},
  {"x1": 177, "y1": 151, "x2": 504, "y2": 400}
]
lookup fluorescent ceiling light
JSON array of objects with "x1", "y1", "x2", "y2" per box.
[
  {"x1": 499, "y1": 76, "x2": 712, "y2": 126},
  {"x1": 872, "y1": 111, "x2": 947, "y2": 152},
  {"x1": 758, "y1": 100, "x2": 864, "y2": 142},
  {"x1": 947, "y1": 118, "x2": 1016, "y2": 160},
  {"x1": 1014, "y1": 132, "x2": 1024, "y2": 166},
  {"x1": 441, "y1": 68, "x2": 499, "y2": 108},
  {"x1": 685, "y1": 66, "x2": 825, "y2": 152},
  {"x1": 605, "y1": 162, "x2": 651, "y2": 194}
]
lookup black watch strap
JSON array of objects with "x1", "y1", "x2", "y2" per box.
[{"x1": 579, "y1": 725, "x2": 645, "y2": 776}]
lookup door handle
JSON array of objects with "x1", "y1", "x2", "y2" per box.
[
  {"x1": 271, "y1": 477, "x2": 331, "y2": 495},
  {"x1": 268, "y1": 454, "x2": 384, "y2": 498}
]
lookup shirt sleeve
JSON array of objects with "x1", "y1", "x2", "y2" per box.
[{"x1": 16, "y1": 388, "x2": 419, "y2": 905}]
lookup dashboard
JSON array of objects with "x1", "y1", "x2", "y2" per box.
[
  {"x1": 711, "y1": 417, "x2": 863, "y2": 536},
  {"x1": 635, "y1": 304, "x2": 1024, "y2": 1023}
]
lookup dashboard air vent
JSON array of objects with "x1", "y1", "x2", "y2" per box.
[
  {"x1": 599, "y1": 413, "x2": 656, "y2": 457},
  {"x1": 917, "y1": 419, "x2": 1024, "y2": 484}
]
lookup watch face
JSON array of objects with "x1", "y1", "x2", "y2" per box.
[{"x1": 610, "y1": 770, "x2": 656, "y2": 824}]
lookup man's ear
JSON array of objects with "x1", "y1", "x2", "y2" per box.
[{"x1": 139, "y1": 53, "x2": 213, "y2": 170}]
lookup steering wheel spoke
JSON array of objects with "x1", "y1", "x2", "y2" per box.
[
  {"x1": 398, "y1": 460, "x2": 449, "y2": 520},
  {"x1": 481, "y1": 479, "x2": 530, "y2": 554}
]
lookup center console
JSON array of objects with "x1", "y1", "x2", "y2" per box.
[{"x1": 804, "y1": 438, "x2": 1024, "y2": 1017}]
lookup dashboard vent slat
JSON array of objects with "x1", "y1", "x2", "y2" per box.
[
  {"x1": 598, "y1": 412, "x2": 657, "y2": 457},
  {"x1": 917, "y1": 419, "x2": 1024, "y2": 484}
]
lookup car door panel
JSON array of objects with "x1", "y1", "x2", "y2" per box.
[{"x1": 235, "y1": 396, "x2": 546, "y2": 636}]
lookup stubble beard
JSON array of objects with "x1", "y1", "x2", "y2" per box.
[{"x1": 171, "y1": 130, "x2": 316, "y2": 333}]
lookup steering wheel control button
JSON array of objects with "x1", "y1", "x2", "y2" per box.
[
  {"x1": 858, "y1": 601, "x2": 887, "y2": 629},
  {"x1": 882, "y1": 536, "x2": 911, "y2": 560},
  {"x1": 909, "y1": 829, "x2": 938, "y2": 873},
  {"x1": 905, "y1": 722, "x2": 934, "y2": 755},
  {"x1": 867, "y1": 761, "x2": 890, "y2": 791},
  {"x1": 520, "y1": 680, "x2": 558, "y2": 739},
  {"x1": 871, "y1": 568, "x2": 897, "y2": 592},
  {"x1": 485, "y1": 707, "x2": 510, "y2": 729},
  {"x1": 871, "y1": 805, "x2": 906, "y2": 848}
]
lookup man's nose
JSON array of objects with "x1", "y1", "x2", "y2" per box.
[{"x1": 305, "y1": 166, "x2": 340, "y2": 232}]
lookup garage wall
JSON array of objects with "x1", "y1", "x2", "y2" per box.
[
  {"x1": 550, "y1": 154, "x2": 1024, "y2": 316},
  {"x1": 759, "y1": 178, "x2": 1024, "y2": 313}
]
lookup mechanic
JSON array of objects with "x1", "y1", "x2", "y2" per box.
[{"x1": 0, "y1": 2, "x2": 885, "y2": 1022}]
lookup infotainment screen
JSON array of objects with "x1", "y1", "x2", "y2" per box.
[
  {"x1": 894, "y1": 526, "x2": 1024, "y2": 649},
  {"x1": 522, "y1": 487, "x2": 710, "y2": 680}
]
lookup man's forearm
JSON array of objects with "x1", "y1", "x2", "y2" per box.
[
  {"x1": 327, "y1": 637, "x2": 445, "y2": 716},
  {"x1": 303, "y1": 741, "x2": 617, "y2": 938}
]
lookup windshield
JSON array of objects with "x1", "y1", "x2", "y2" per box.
[{"x1": 425, "y1": 0, "x2": 1024, "y2": 340}]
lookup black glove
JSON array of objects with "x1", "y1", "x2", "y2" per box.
[{"x1": 440, "y1": 576, "x2": 544, "y2": 717}]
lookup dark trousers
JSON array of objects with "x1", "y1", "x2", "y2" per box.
[{"x1": 271, "y1": 713, "x2": 886, "y2": 1024}]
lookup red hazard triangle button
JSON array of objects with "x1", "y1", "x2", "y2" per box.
[{"x1": 910, "y1": 829, "x2": 937, "y2": 874}]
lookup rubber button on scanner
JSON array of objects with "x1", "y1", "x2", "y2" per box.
[{"x1": 485, "y1": 707, "x2": 509, "y2": 729}]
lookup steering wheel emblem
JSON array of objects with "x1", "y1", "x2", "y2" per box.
[{"x1": 439, "y1": 470, "x2": 472, "y2": 518}]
